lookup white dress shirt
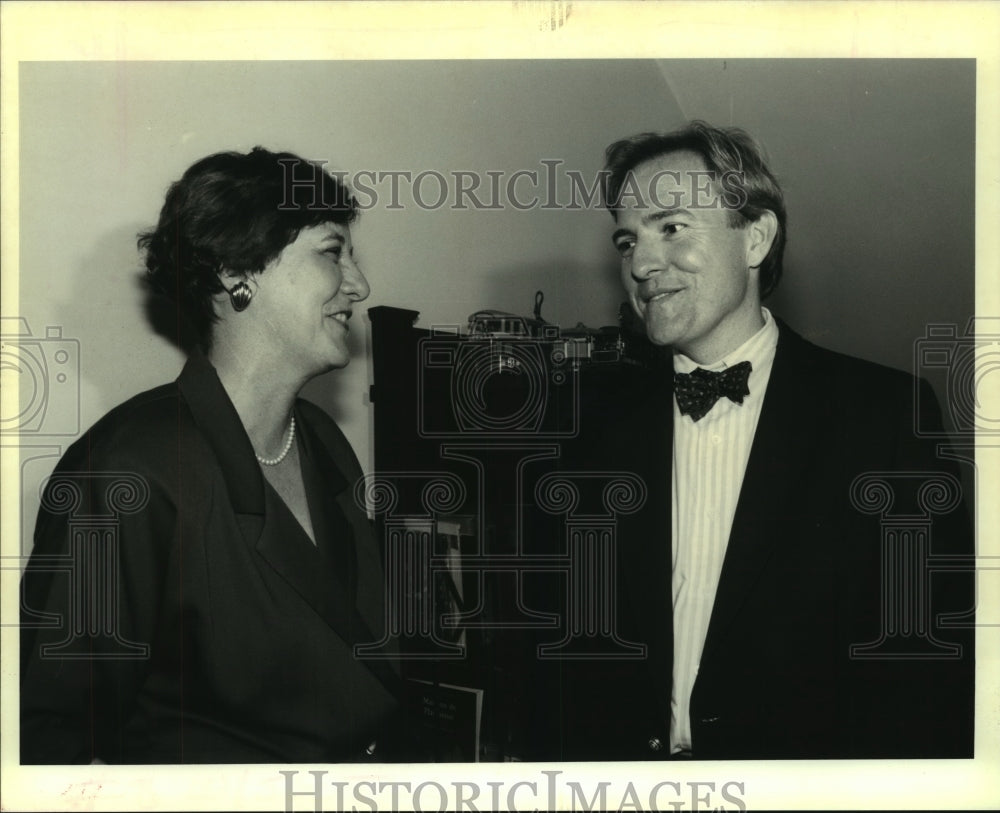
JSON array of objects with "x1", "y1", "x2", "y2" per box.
[{"x1": 670, "y1": 307, "x2": 779, "y2": 753}]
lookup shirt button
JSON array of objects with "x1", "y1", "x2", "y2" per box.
[
  {"x1": 712, "y1": 435, "x2": 722, "y2": 445},
  {"x1": 648, "y1": 737, "x2": 663, "y2": 752}
]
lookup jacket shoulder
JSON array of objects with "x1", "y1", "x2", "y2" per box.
[
  {"x1": 777, "y1": 322, "x2": 952, "y2": 443},
  {"x1": 54, "y1": 381, "x2": 201, "y2": 478},
  {"x1": 779, "y1": 323, "x2": 919, "y2": 396}
]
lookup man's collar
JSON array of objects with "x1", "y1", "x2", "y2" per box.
[{"x1": 673, "y1": 307, "x2": 778, "y2": 373}]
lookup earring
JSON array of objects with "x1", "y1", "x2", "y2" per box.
[{"x1": 228, "y1": 281, "x2": 253, "y2": 312}]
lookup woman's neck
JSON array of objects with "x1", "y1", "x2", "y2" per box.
[{"x1": 208, "y1": 336, "x2": 304, "y2": 458}]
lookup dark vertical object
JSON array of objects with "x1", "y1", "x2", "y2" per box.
[{"x1": 367, "y1": 305, "x2": 658, "y2": 760}]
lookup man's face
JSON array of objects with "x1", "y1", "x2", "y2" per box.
[{"x1": 613, "y1": 151, "x2": 769, "y2": 364}]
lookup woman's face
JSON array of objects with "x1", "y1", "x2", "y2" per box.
[{"x1": 250, "y1": 222, "x2": 370, "y2": 376}]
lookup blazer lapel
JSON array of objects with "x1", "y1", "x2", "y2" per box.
[
  {"x1": 292, "y1": 412, "x2": 357, "y2": 635},
  {"x1": 258, "y1": 408, "x2": 403, "y2": 697},
  {"x1": 254, "y1": 403, "x2": 377, "y2": 645},
  {"x1": 176, "y1": 354, "x2": 367, "y2": 650},
  {"x1": 297, "y1": 414, "x2": 351, "y2": 585},
  {"x1": 699, "y1": 321, "x2": 826, "y2": 664},
  {"x1": 177, "y1": 354, "x2": 402, "y2": 700},
  {"x1": 176, "y1": 352, "x2": 266, "y2": 546},
  {"x1": 295, "y1": 410, "x2": 404, "y2": 696}
]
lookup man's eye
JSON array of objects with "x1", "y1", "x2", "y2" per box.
[
  {"x1": 662, "y1": 223, "x2": 686, "y2": 236},
  {"x1": 324, "y1": 247, "x2": 343, "y2": 262},
  {"x1": 615, "y1": 239, "x2": 636, "y2": 258}
]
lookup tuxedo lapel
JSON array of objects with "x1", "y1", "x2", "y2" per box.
[
  {"x1": 614, "y1": 372, "x2": 674, "y2": 713},
  {"x1": 699, "y1": 322, "x2": 826, "y2": 664}
]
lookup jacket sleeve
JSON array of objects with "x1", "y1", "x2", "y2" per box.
[
  {"x1": 19, "y1": 442, "x2": 177, "y2": 764},
  {"x1": 839, "y1": 375, "x2": 975, "y2": 757}
]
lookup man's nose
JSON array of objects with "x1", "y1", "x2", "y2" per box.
[{"x1": 631, "y1": 238, "x2": 666, "y2": 282}]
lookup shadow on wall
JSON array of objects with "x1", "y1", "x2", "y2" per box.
[
  {"x1": 57, "y1": 223, "x2": 185, "y2": 414},
  {"x1": 15, "y1": 223, "x2": 186, "y2": 556},
  {"x1": 141, "y1": 273, "x2": 201, "y2": 356}
]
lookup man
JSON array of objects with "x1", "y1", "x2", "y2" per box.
[{"x1": 530, "y1": 121, "x2": 975, "y2": 760}]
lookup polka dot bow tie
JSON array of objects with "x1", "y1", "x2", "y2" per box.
[{"x1": 673, "y1": 361, "x2": 753, "y2": 422}]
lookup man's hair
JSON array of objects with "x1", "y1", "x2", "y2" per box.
[
  {"x1": 138, "y1": 146, "x2": 358, "y2": 347},
  {"x1": 602, "y1": 120, "x2": 787, "y2": 299}
]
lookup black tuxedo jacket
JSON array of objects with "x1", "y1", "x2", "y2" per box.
[
  {"x1": 21, "y1": 353, "x2": 407, "y2": 764},
  {"x1": 529, "y1": 320, "x2": 975, "y2": 760}
]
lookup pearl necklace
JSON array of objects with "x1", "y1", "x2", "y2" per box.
[{"x1": 256, "y1": 415, "x2": 296, "y2": 466}]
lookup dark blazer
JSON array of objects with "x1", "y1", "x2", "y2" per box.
[
  {"x1": 530, "y1": 319, "x2": 975, "y2": 760},
  {"x1": 20, "y1": 353, "x2": 405, "y2": 764}
]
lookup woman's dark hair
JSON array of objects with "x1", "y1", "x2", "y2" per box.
[
  {"x1": 138, "y1": 146, "x2": 358, "y2": 347},
  {"x1": 602, "y1": 121, "x2": 787, "y2": 299}
]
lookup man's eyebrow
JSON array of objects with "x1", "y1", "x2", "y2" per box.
[
  {"x1": 318, "y1": 232, "x2": 345, "y2": 245},
  {"x1": 611, "y1": 208, "x2": 695, "y2": 244},
  {"x1": 643, "y1": 208, "x2": 694, "y2": 225}
]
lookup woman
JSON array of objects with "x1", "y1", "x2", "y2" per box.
[{"x1": 20, "y1": 147, "x2": 407, "y2": 763}]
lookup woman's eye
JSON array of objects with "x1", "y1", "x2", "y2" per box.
[{"x1": 324, "y1": 247, "x2": 342, "y2": 262}]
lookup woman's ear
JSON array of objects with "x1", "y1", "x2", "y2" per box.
[
  {"x1": 216, "y1": 269, "x2": 255, "y2": 313},
  {"x1": 746, "y1": 210, "x2": 778, "y2": 270},
  {"x1": 217, "y1": 268, "x2": 246, "y2": 290}
]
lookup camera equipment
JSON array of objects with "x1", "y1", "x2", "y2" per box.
[{"x1": 417, "y1": 291, "x2": 661, "y2": 439}]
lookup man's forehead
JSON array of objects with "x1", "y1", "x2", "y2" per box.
[
  {"x1": 633, "y1": 149, "x2": 709, "y2": 179},
  {"x1": 617, "y1": 155, "x2": 722, "y2": 215}
]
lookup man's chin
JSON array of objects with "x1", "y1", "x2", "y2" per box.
[{"x1": 643, "y1": 322, "x2": 677, "y2": 347}]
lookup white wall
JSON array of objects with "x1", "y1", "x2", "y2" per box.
[
  {"x1": 14, "y1": 59, "x2": 975, "y2": 551},
  {"x1": 658, "y1": 58, "x2": 975, "y2": 374},
  {"x1": 15, "y1": 59, "x2": 684, "y2": 547}
]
